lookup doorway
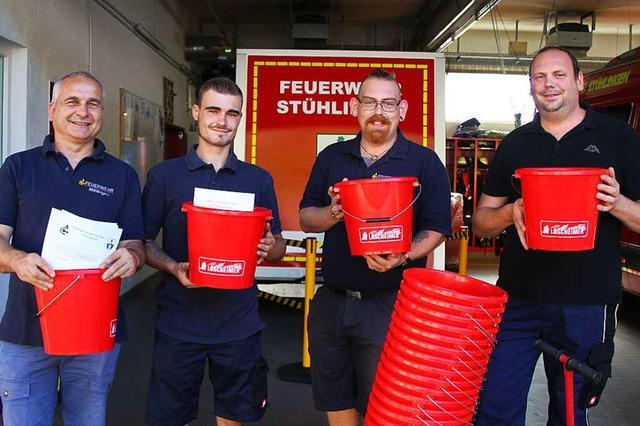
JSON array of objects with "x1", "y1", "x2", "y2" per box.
[{"x1": 164, "y1": 122, "x2": 187, "y2": 160}]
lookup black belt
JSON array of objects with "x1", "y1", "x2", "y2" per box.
[{"x1": 324, "y1": 286, "x2": 396, "y2": 300}]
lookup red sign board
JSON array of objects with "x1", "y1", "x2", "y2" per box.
[{"x1": 242, "y1": 54, "x2": 437, "y2": 231}]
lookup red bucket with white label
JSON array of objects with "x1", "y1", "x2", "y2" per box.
[
  {"x1": 182, "y1": 202, "x2": 271, "y2": 289},
  {"x1": 515, "y1": 167, "x2": 606, "y2": 251},
  {"x1": 334, "y1": 177, "x2": 419, "y2": 255},
  {"x1": 35, "y1": 269, "x2": 120, "y2": 355}
]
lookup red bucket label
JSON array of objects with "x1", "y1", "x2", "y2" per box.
[
  {"x1": 359, "y1": 225, "x2": 404, "y2": 244},
  {"x1": 198, "y1": 256, "x2": 246, "y2": 277},
  {"x1": 540, "y1": 221, "x2": 589, "y2": 238}
]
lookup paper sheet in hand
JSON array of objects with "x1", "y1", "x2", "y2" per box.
[
  {"x1": 41, "y1": 209, "x2": 123, "y2": 270},
  {"x1": 193, "y1": 187, "x2": 255, "y2": 211}
]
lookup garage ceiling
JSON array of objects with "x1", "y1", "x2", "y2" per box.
[{"x1": 184, "y1": 0, "x2": 640, "y2": 77}]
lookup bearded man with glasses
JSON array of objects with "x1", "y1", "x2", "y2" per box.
[{"x1": 299, "y1": 68, "x2": 451, "y2": 425}]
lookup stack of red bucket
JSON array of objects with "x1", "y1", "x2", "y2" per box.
[{"x1": 366, "y1": 268, "x2": 508, "y2": 425}]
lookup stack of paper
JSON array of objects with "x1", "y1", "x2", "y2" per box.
[
  {"x1": 193, "y1": 188, "x2": 255, "y2": 212},
  {"x1": 41, "y1": 209, "x2": 123, "y2": 270}
]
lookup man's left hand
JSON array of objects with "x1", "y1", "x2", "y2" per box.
[
  {"x1": 100, "y1": 245, "x2": 142, "y2": 281},
  {"x1": 257, "y1": 222, "x2": 276, "y2": 263},
  {"x1": 597, "y1": 167, "x2": 621, "y2": 212}
]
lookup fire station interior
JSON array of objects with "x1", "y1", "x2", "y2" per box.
[{"x1": 2, "y1": 0, "x2": 640, "y2": 425}]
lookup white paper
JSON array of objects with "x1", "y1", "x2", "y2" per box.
[
  {"x1": 193, "y1": 187, "x2": 255, "y2": 211},
  {"x1": 41, "y1": 209, "x2": 123, "y2": 270}
]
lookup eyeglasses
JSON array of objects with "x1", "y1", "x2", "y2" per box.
[{"x1": 357, "y1": 97, "x2": 401, "y2": 112}]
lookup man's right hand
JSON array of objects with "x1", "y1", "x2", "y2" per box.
[
  {"x1": 172, "y1": 262, "x2": 200, "y2": 288},
  {"x1": 12, "y1": 252, "x2": 55, "y2": 291}
]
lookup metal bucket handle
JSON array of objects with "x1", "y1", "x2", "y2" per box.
[
  {"x1": 34, "y1": 274, "x2": 83, "y2": 318},
  {"x1": 338, "y1": 182, "x2": 422, "y2": 223}
]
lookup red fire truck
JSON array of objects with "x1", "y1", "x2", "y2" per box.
[{"x1": 580, "y1": 47, "x2": 640, "y2": 296}]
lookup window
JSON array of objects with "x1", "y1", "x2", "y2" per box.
[{"x1": 445, "y1": 73, "x2": 535, "y2": 127}]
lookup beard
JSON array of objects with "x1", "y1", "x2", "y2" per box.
[{"x1": 363, "y1": 114, "x2": 392, "y2": 144}]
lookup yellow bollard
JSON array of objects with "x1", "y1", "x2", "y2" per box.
[
  {"x1": 458, "y1": 226, "x2": 469, "y2": 276},
  {"x1": 277, "y1": 237, "x2": 316, "y2": 383},
  {"x1": 302, "y1": 237, "x2": 317, "y2": 368}
]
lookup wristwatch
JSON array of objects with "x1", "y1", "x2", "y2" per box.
[{"x1": 400, "y1": 252, "x2": 411, "y2": 267}]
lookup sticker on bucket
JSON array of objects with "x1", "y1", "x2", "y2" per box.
[
  {"x1": 198, "y1": 256, "x2": 246, "y2": 277},
  {"x1": 540, "y1": 221, "x2": 589, "y2": 238},
  {"x1": 359, "y1": 225, "x2": 404, "y2": 244},
  {"x1": 110, "y1": 319, "x2": 118, "y2": 338}
]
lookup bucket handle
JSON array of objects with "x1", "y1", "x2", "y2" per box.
[
  {"x1": 453, "y1": 365, "x2": 483, "y2": 389},
  {"x1": 420, "y1": 397, "x2": 473, "y2": 424},
  {"x1": 33, "y1": 275, "x2": 83, "y2": 318},
  {"x1": 430, "y1": 388, "x2": 475, "y2": 413},
  {"x1": 339, "y1": 183, "x2": 422, "y2": 223},
  {"x1": 510, "y1": 174, "x2": 522, "y2": 195},
  {"x1": 416, "y1": 408, "x2": 445, "y2": 426},
  {"x1": 443, "y1": 377, "x2": 478, "y2": 403},
  {"x1": 465, "y1": 311, "x2": 500, "y2": 330}
]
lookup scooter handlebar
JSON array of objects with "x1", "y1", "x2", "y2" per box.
[{"x1": 534, "y1": 339, "x2": 605, "y2": 385}]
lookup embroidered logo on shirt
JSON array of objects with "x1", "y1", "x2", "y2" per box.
[
  {"x1": 584, "y1": 145, "x2": 600, "y2": 154},
  {"x1": 78, "y1": 179, "x2": 115, "y2": 197}
]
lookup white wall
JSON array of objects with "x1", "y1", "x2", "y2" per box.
[
  {"x1": 0, "y1": 0, "x2": 196, "y2": 295},
  {"x1": 0, "y1": 0, "x2": 192, "y2": 155}
]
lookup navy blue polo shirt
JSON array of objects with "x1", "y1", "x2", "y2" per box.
[
  {"x1": 299, "y1": 130, "x2": 452, "y2": 292},
  {"x1": 483, "y1": 106, "x2": 640, "y2": 304},
  {"x1": 142, "y1": 145, "x2": 282, "y2": 344},
  {"x1": 0, "y1": 135, "x2": 144, "y2": 346}
]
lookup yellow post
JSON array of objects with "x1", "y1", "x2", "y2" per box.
[
  {"x1": 302, "y1": 237, "x2": 317, "y2": 368},
  {"x1": 458, "y1": 226, "x2": 469, "y2": 276}
]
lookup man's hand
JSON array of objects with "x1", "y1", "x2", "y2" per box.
[
  {"x1": 597, "y1": 167, "x2": 621, "y2": 213},
  {"x1": 328, "y1": 184, "x2": 344, "y2": 222},
  {"x1": 258, "y1": 222, "x2": 276, "y2": 263},
  {"x1": 512, "y1": 198, "x2": 528, "y2": 250},
  {"x1": 363, "y1": 253, "x2": 407, "y2": 273},
  {"x1": 100, "y1": 246, "x2": 141, "y2": 281},
  {"x1": 172, "y1": 261, "x2": 200, "y2": 288},
  {"x1": 12, "y1": 252, "x2": 55, "y2": 291}
]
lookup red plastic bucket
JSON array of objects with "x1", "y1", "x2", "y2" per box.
[
  {"x1": 398, "y1": 284, "x2": 505, "y2": 327},
  {"x1": 402, "y1": 268, "x2": 508, "y2": 306},
  {"x1": 387, "y1": 326, "x2": 492, "y2": 364},
  {"x1": 396, "y1": 292, "x2": 502, "y2": 332},
  {"x1": 514, "y1": 167, "x2": 606, "y2": 251},
  {"x1": 35, "y1": 269, "x2": 120, "y2": 355},
  {"x1": 334, "y1": 177, "x2": 419, "y2": 255},
  {"x1": 182, "y1": 202, "x2": 271, "y2": 289}
]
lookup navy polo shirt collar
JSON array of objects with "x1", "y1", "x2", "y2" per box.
[
  {"x1": 185, "y1": 144, "x2": 239, "y2": 173},
  {"x1": 344, "y1": 129, "x2": 411, "y2": 159},
  {"x1": 41, "y1": 135, "x2": 107, "y2": 160}
]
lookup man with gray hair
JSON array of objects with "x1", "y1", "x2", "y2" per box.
[{"x1": 0, "y1": 71, "x2": 145, "y2": 425}]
